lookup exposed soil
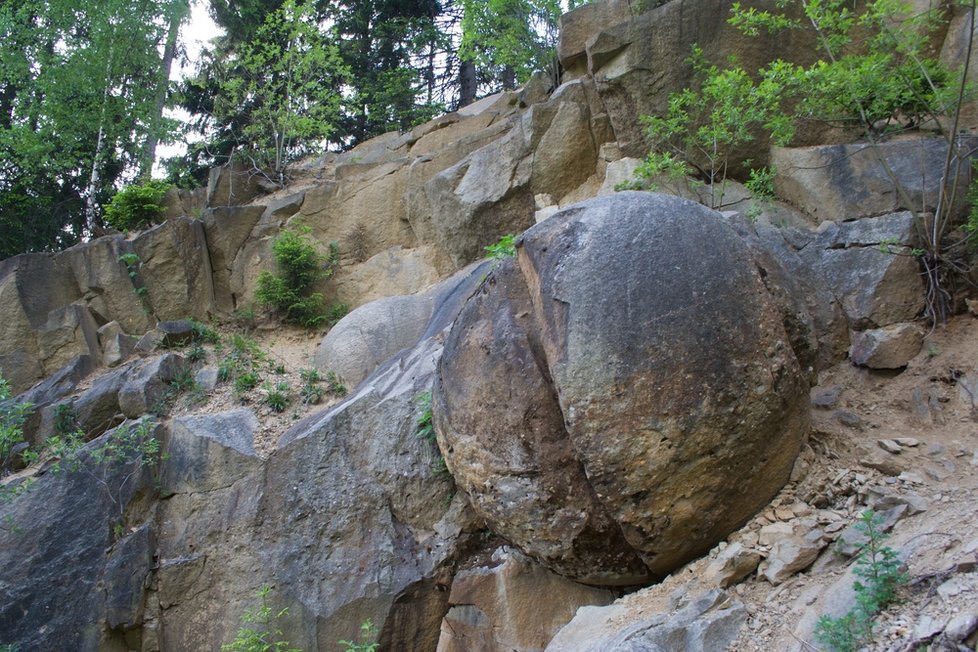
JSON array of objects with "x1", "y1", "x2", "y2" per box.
[{"x1": 160, "y1": 320, "x2": 348, "y2": 457}]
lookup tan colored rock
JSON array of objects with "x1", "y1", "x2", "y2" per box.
[
  {"x1": 799, "y1": 214, "x2": 925, "y2": 329},
  {"x1": 436, "y1": 193, "x2": 811, "y2": 582},
  {"x1": 419, "y1": 126, "x2": 535, "y2": 267},
  {"x1": 298, "y1": 161, "x2": 417, "y2": 267},
  {"x1": 773, "y1": 138, "x2": 976, "y2": 222},
  {"x1": 849, "y1": 323, "x2": 924, "y2": 369},
  {"x1": 587, "y1": 0, "x2": 820, "y2": 159},
  {"x1": 37, "y1": 304, "x2": 102, "y2": 375},
  {"x1": 704, "y1": 543, "x2": 763, "y2": 588},
  {"x1": 546, "y1": 588, "x2": 746, "y2": 652},
  {"x1": 408, "y1": 111, "x2": 501, "y2": 157},
  {"x1": 206, "y1": 161, "x2": 265, "y2": 207},
  {"x1": 161, "y1": 186, "x2": 206, "y2": 220},
  {"x1": 133, "y1": 217, "x2": 216, "y2": 321},
  {"x1": 941, "y1": 4, "x2": 978, "y2": 129},
  {"x1": 59, "y1": 235, "x2": 155, "y2": 334},
  {"x1": 98, "y1": 321, "x2": 137, "y2": 368},
  {"x1": 435, "y1": 548, "x2": 613, "y2": 652},
  {"x1": 530, "y1": 81, "x2": 598, "y2": 203},
  {"x1": 201, "y1": 207, "x2": 264, "y2": 313},
  {"x1": 0, "y1": 254, "x2": 82, "y2": 391},
  {"x1": 315, "y1": 293, "x2": 435, "y2": 388},
  {"x1": 327, "y1": 245, "x2": 444, "y2": 310},
  {"x1": 228, "y1": 236, "x2": 275, "y2": 309},
  {"x1": 758, "y1": 522, "x2": 794, "y2": 546},
  {"x1": 558, "y1": 0, "x2": 633, "y2": 70},
  {"x1": 760, "y1": 537, "x2": 822, "y2": 585}
]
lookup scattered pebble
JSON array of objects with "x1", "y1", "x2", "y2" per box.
[{"x1": 879, "y1": 439, "x2": 903, "y2": 454}]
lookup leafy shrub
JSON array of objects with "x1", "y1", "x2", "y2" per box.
[
  {"x1": 0, "y1": 373, "x2": 34, "y2": 475},
  {"x1": 223, "y1": 585, "x2": 300, "y2": 652},
  {"x1": 299, "y1": 369, "x2": 324, "y2": 405},
  {"x1": 814, "y1": 510, "x2": 908, "y2": 651},
  {"x1": 103, "y1": 179, "x2": 172, "y2": 232},
  {"x1": 630, "y1": 48, "x2": 795, "y2": 208},
  {"x1": 186, "y1": 342, "x2": 207, "y2": 363},
  {"x1": 485, "y1": 234, "x2": 516, "y2": 259},
  {"x1": 46, "y1": 419, "x2": 162, "y2": 527},
  {"x1": 256, "y1": 229, "x2": 338, "y2": 328}
]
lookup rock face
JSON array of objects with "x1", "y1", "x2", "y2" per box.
[
  {"x1": 574, "y1": 0, "x2": 819, "y2": 160},
  {"x1": 773, "y1": 139, "x2": 976, "y2": 222},
  {"x1": 146, "y1": 263, "x2": 493, "y2": 651},
  {"x1": 0, "y1": 421, "x2": 161, "y2": 651},
  {"x1": 435, "y1": 192, "x2": 812, "y2": 583},
  {"x1": 435, "y1": 547, "x2": 614, "y2": 652}
]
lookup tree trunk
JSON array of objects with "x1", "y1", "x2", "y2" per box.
[
  {"x1": 140, "y1": 0, "x2": 188, "y2": 179},
  {"x1": 459, "y1": 58, "x2": 476, "y2": 108},
  {"x1": 501, "y1": 64, "x2": 515, "y2": 90}
]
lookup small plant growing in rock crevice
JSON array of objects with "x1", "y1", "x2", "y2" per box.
[
  {"x1": 415, "y1": 391, "x2": 435, "y2": 444},
  {"x1": 814, "y1": 509, "x2": 908, "y2": 652},
  {"x1": 222, "y1": 585, "x2": 300, "y2": 652},
  {"x1": 338, "y1": 619, "x2": 379, "y2": 652},
  {"x1": 414, "y1": 391, "x2": 450, "y2": 479},
  {"x1": 118, "y1": 252, "x2": 151, "y2": 310},
  {"x1": 485, "y1": 234, "x2": 516, "y2": 259}
]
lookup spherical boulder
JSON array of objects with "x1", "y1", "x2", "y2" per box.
[{"x1": 434, "y1": 192, "x2": 810, "y2": 584}]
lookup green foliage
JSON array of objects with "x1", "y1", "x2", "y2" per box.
[
  {"x1": 103, "y1": 180, "x2": 172, "y2": 232},
  {"x1": 218, "y1": 334, "x2": 267, "y2": 397},
  {"x1": 633, "y1": 47, "x2": 796, "y2": 208},
  {"x1": 326, "y1": 372, "x2": 347, "y2": 397},
  {"x1": 965, "y1": 160, "x2": 978, "y2": 249},
  {"x1": 485, "y1": 234, "x2": 517, "y2": 259},
  {"x1": 222, "y1": 585, "x2": 301, "y2": 652},
  {"x1": 415, "y1": 392, "x2": 435, "y2": 443},
  {"x1": 727, "y1": 0, "x2": 972, "y2": 325},
  {"x1": 744, "y1": 165, "x2": 778, "y2": 221},
  {"x1": 459, "y1": 0, "x2": 561, "y2": 92},
  {"x1": 235, "y1": 372, "x2": 262, "y2": 395},
  {"x1": 338, "y1": 619, "x2": 379, "y2": 652},
  {"x1": 814, "y1": 510, "x2": 908, "y2": 652},
  {"x1": 35, "y1": 419, "x2": 163, "y2": 528},
  {"x1": 190, "y1": 320, "x2": 221, "y2": 345},
  {"x1": 52, "y1": 403, "x2": 80, "y2": 439},
  {"x1": 256, "y1": 229, "x2": 339, "y2": 328},
  {"x1": 431, "y1": 456, "x2": 451, "y2": 477},
  {"x1": 263, "y1": 382, "x2": 291, "y2": 413},
  {"x1": 214, "y1": 0, "x2": 346, "y2": 181},
  {"x1": 118, "y1": 252, "x2": 152, "y2": 310},
  {"x1": 327, "y1": 303, "x2": 349, "y2": 327},
  {"x1": 0, "y1": 373, "x2": 34, "y2": 476},
  {"x1": 186, "y1": 342, "x2": 207, "y2": 364},
  {"x1": 299, "y1": 369, "x2": 324, "y2": 405},
  {"x1": 0, "y1": 0, "x2": 185, "y2": 258}
]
